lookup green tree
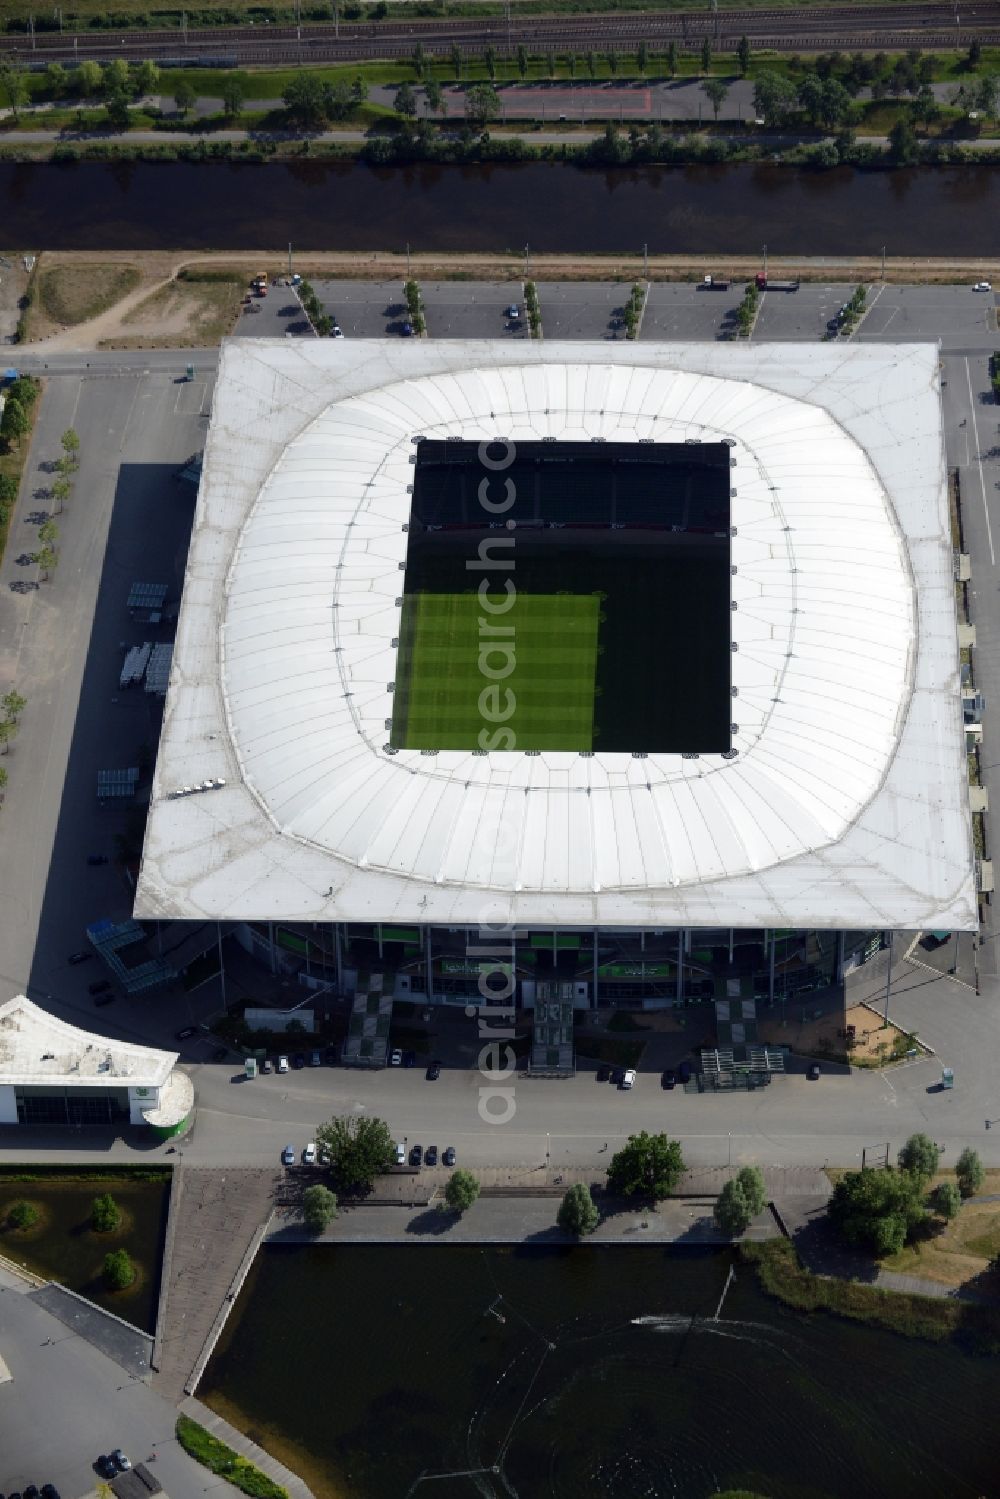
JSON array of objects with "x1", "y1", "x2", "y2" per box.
[
  {"x1": 702, "y1": 76, "x2": 729, "y2": 121},
  {"x1": 607, "y1": 50, "x2": 620, "y2": 77},
  {"x1": 173, "y1": 78, "x2": 196, "y2": 116},
  {"x1": 103, "y1": 58, "x2": 131, "y2": 97},
  {"x1": 92, "y1": 1192, "x2": 120, "y2": 1233},
  {"x1": 411, "y1": 41, "x2": 425, "y2": 79},
  {"x1": 586, "y1": 50, "x2": 597, "y2": 80},
  {"x1": 911, "y1": 85, "x2": 939, "y2": 127},
  {"x1": 8, "y1": 1200, "x2": 38, "y2": 1229},
  {"x1": 60, "y1": 427, "x2": 80, "y2": 466},
  {"x1": 0, "y1": 474, "x2": 16, "y2": 507},
  {"x1": 700, "y1": 37, "x2": 712, "y2": 74},
  {"x1": 302, "y1": 1183, "x2": 338, "y2": 1233},
  {"x1": 134, "y1": 59, "x2": 160, "y2": 95},
  {"x1": 737, "y1": 35, "x2": 751, "y2": 77},
  {"x1": 607, "y1": 1131, "x2": 685, "y2": 1201},
  {"x1": 0, "y1": 766, "x2": 8, "y2": 801},
  {"x1": 973, "y1": 74, "x2": 999, "y2": 117},
  {"x1": 1, "y1": 690, "x2": 26, "y2": 723},
  {"x1": 105, "y1": 90, "x2": 130, "y2": 131},
  {"x1": 324, "y1": 80, "x2": 354, "y2": 120},
  {"x1": 484, "y1": 47, "x2": 497, "y2": 82},
  {"x1": 956, "y1": 1147, "x2": 985, "y2": 1199},
  {"x1": 557, "y1": 1183, "x2": 599, "y2": 1237},
  {"x1": 829, "y1": 1166, "x2": 927, "y2": 1256},
  {"x1": 516, "y1": 45, "x2": 528, "y2": 80},
  {"x1": 351, "y1": 75, "x2": 369, "y2": 106},
  {"x1": 888, "y1": 115, "x2": 920, "y2": 163},
  {"x1": 103, "y1": 1248, "x2": 135, "y2": 1289},
  {"x1": 450, "y1": 42, "x2": 462, "y2": 80},
  {"x1": 898, "y1": 1133, "x2": 941, "y2": 1185},
  {"x1": 283, "y1": 71, "x2": 327, "y2": 124},
  {"x1": 465, "y1": 82, "x2": 501, "y2": 128},
  {"x1": 314, "y1": 1115, "x2": 396, "y2": 1194},
  {"x1": 715, "y1": 1178, "x2": 751, "y2": 1236},
  {"x1": 444, "y1": 1169, "x2": 480, "y2": 1214},
  {"x1": 736, "y1": 1165, "x2": 767, "y2": 1216},
  {"x1": 548, "y1": 49, "x2": 557, "y2": 79},
  {"x1": 1, "y1": 397, "x2": 28, "y2": 446},
  {"x1": 968, "y1": 39, "x2": 982, "y2": 70},
  {"x1": 46, "y1": 62, "x2": 68, "y2": 98},
  {"x1": 424, "y1": 77, "x2": 443, "y2": 116},
  {"x1": 637, "y1": 42, "x2": 648, "y2": 76},
  {"x1": 7, "y1": 376, "x2": 37, "y2": 410},
  {"x1": 221, "y1": 75, "x2": 246, "y2": 119},
  {"x1": 76, "y1": 60, "x2": 102, "y2": 97},
  {"x1": 666, "y1": 41, "x2": 677, "y2": 78},
  {"x1": 395, "y1": 80, "x2": 417, "y2": 117},
  {"x1": 0, "y1": 58, "x2": 28, "y2": 120},
  {"x1": 38, "y1": 519, "x2": 58, "y2": 550},
  {"x1": 753, "y1": 69, "x2": 797, "y2": 126},
  {"x1": 0, "y1": 718, "x2": 16, "y2": 755},
  {"x1": 933, "y1": 1181, "x2": 961, "y2": 1220}
]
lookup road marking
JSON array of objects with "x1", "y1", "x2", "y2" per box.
[{"x1": 965, "y1": 355, "x2": 994, "y2": 566}]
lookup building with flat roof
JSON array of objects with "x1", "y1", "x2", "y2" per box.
[{"x1": 0, "y1": 995, "x2": 191, "y2": 1136}]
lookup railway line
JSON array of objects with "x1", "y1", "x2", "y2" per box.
[{"x1": 5, "y1": 2, "x2": 1000, "y2": 65}]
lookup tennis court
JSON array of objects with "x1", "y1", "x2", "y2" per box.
[{"x1": 391, "y1": 591, "x2": 601, "y2": 751}]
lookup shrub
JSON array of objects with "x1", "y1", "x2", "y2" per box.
[
  {"x1": 444, "y1": 1169, "x2": 480, "y2": 1214},
  {"x1": 898, "y1": 1133, "x2": 941, "y2": 1185},
  {"x1": 557, "y1": 1183, "x2": 599, "y2": 1237},
  {"x1": 302, "y1": 1184, "x2": 337, "y2": 1233},
  {"x1": 7, "y1": 1200, "x2": 38, "y2": 1230},
  {"x1": 956, "y1": 1148, "x2": 986, "y2": 1199},
  {"x1": 934, "y1": 1181, "x2": 962, "y2": 1220},
  {"x1": 91, "y1": 1192, "x2": 120, "y2": 1232},
  {"x1": 103, "y1": 1248, "x2": 135, "y2": 1289},
  {"x1": 715, "y1": 1178, "x2": 750, "y2": 1236}
]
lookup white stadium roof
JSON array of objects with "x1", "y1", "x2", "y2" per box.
[
  {"x1": 0, "y1": 994, "x2": 177, "y2": 1089},
  {"x1": 136, "y1": 338, "x2": 975, "y2": 931}
]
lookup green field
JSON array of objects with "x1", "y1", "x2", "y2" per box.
[{"x1": 391, "y1": 591, "x2": 601, "y2": 751}]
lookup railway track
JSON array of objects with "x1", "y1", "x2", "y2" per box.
[{"x1": 5, "y1": 2, "x2": 1000, "y2": 65}]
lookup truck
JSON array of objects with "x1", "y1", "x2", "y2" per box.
[
  {"x1": 755, "y1": 274, "x2": 800, "y2": 292},
  {"x1": 701, "y1": 274, "x2": 730, "y2": 290}
]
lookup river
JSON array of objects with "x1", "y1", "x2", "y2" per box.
[
  {"x1": 2, "y1": 160, "x2": 999, "y2": 253},
  {"x1": 199, "y1": 1243, "x2": 1000, "y2": 1499}
]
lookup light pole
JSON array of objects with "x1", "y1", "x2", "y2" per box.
[{"x1": 883, "y1": 929, "x2": 893, "y2": 1026}]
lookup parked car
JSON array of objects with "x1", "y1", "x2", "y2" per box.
[
  {"x1": 610, "y1": 1067, "x2": 624, "y2": 1087},
  {"x1": 281, "y1": 1144, "x2": 295, "y2": 1165},
  {"x1": 41, "y1": 1485, "x2": 61, "y2": 1499},
  {"x1": 292, "y1": 1052, "x2": 306, "y2": 1070},
  {"x1": 260, "y1": 1057, "x2": 272, "y2": 1074},
  {"x1": 425, "y1": 1145, "x2": 438, "y2": 1167},
  {"x1": 67, "y1": 950, "x2": 92, "y2": 965},
  {"x1": 390, "y1": 1048, "x2": 403, "y2": 1066},
  {"x1": 426, "y1": 1061, "x2": 441, "y2": 1080},
  {"x1": 395, "y1": 1141, "x2": 406, "y2": 1165},
  {"x1": 24, "y1": 1485, "x2": 39, "y2": 1499},
  {"x1": 443, "y1": 1147, "x2": 456, "y2": 1167},
  {"x1": 596, "y1": 1064, "x2": 610, "y2": 1082},
  {"x1": 319, "y1": 1148, "x2": 330, "y2": 1166},
  {"x1": 86, "y1": 854, "x2": 108, "y2": 866},
  {"x1": 973, "y1": 280, "x2": 992, "y2": 292},
  {"x1": 677, "y1": 1061, "x2": 692, "y2": 1084},
  {"x1": 309, "y1": 1050, "x2": 321, "y2": 1067},
  {"x1": 88, "y1": 980, "x2": 111, "y2": 997},
  {"x1": 661, "y1": 1069, "x2": 676, "y2": 1090},
  {"x1": 332, "y1": 324, "x2": 344, "y2": 338},
  {"x1": 111, "y1": 1451, "x2": 131, "y2": 1473},
  {"x1": 410, "y1": 1144, "x2": 423, "y2": 1167},
  {"x1": 505, "y1": 304, "x2": 520, "y2": 319},
  {"x1": 303, "y1": 1142, "x2": 317, "y2": 1165},
  {"x1": 402, "y1": 1049, "x2": 416, "y2": 1068},
  {"x1": 807, "y1": 1062, "x2": 821, "y2": 1080},
  {"x1": 95, "y1": 1457, "x2": 117, "y2": 1479},
  {"x1": 620, "y1": 1068, "x2": 637, "y2": 1090},
  {"x1": 174, "y1": 1025, "x2": 196, "y2": 1040},
  {"x1": 277, "y1": 1055, "x2": 289, "y2": 1073}
]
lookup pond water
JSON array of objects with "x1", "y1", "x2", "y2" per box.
[
  {"x1": 2, "y1": 160, "x2": 1000, "y2": 254},
  {"x1": 200, "y1": 1243, "x2": 1000, "y2": 1499},
  {"x1": 0, "y1": 1174, "x2": 170, "y2": 1334}
]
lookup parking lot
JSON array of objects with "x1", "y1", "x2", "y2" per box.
[
  {"x1": 640, "y1": 280, "x2": 734, "y2": 341},
  {"x1": 535, "y1": 280, "x2": 638, "y2": 340},
  {"x1": 230, "y1": 279, "x2": 313, "y2": 340}
]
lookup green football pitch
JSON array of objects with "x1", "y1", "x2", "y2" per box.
[{"x1": 391, "y1": 592, "x2": 602, "y2": 751}]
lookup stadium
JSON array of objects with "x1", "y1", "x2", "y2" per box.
[{"x1": 135, "y1": 338, "x2": 975, "y2": 1029}]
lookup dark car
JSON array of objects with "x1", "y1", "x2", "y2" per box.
[
  {"x1": 292, "y1": 1052, "x2": 306, "y2": 1070},
  {"x1": 42, "y1": 1485, "x2": 61, "y2": 1499},
  {"x1": 67, "y1": 950, "x2": 92, "y2": 965},
  {"x1": 677, "y1": 1061, "x2": 692, "y2": 1084},
  {"x1": 425, "y1": 1145, "x2": 438, "y2": 1167},
  {"x1": 596, "y1": 1064, "x2": 610, "y2": 1082},
  {"x1": 24, "y1": 1487, "x2": 39, "y2": 1499},
  {"x1": 93, "y1": 992, "x2": 115, "y2": 1007},
  {"x1": 309, "y1": 1050, "x2": 321, "y2": 1067},
  {"x1": 175, "y1": 1025, "x2": 196, "y2": 1040},
  {"x1": 443, "y1": 1146, "x2": 456, "y2": 1167},
  {"x1": 426, "y1": 1061, "x2": 441, "y2": 1080},
  {"x1": 410, "y1": 1144, "x2": 423, "y2": 1167},
  {"x1": 88, "y1": 979, "x2": 111, "y2": 997},
  {"x1": 661, "y1": 1069, "x2": 676, "y2": 1090},
  {"x1": 86, "y1": 854, "x2": 109, "y2": 866},
  {"x1": 610, "y1": 1067, "x2": 624, "y2": 1087},
  {"x1": 807, "y1": 1062, "x2": 821, "y2": 1080},
  {"x1": 95, "y1": 1456, "x2": 116, "y2": 1479},
  {"x1": 402, "y1": 1049, "x2": 415, "y2": 1068}
]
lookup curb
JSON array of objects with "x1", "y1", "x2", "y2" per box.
[{"x1": 151, "y1": 1160, "x2": 182, "y2": 1374}]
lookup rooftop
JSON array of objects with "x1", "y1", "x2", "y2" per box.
[
  {"x1": 135, "y1": 339, "x2": 975, "y2": 932},
  {"x1": 0, "y1": 995, "x2": 177, "y2": 1090}
]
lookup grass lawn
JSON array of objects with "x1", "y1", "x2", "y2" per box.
[
  {"x1": 0, "y1": 377, "x2": 42, "y2": 567},
  {"x1": 880, "y1": 1196, "x2": 1000, "y2": 1288},
  {"x1": 391, "y1": 592, "x2": 601, "y2": 751},
  {"x1": 34, "y1": 262, "x2": 141, "y2": 333}
]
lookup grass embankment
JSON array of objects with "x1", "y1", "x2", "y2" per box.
[
  {"x1": 175, "y1": 1415, "x2": 289, "y2": 1499},
  {"x1": 0, "y1": 373, "x2": 41, "y2": 566},
  {"x1": 741, "y1": 1239, "x2": 1000, "y2": 1352},
  {"x1": 29, "y1": 262, "x2": 142, "y2": 339}
]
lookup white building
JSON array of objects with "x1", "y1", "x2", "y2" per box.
[
  {"x1": 0, "y1": 995, "x2": 191, "y2": 1136},
  {"x1": 136, "y1": 338, "x2": 974, "y2": 942}
]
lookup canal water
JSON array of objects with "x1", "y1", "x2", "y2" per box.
[
  {"x1": 2, "y1": 160, "x2": 1000, "y2": 253},
  {"x1": 200, "y1": 1243, "x2": 1000, "y2": 1499}
]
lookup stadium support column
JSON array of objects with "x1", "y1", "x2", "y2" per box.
[
  {"x1": 836, "y1": 929, "x2": 846, "y2": 982},
  {"x1": 335, "y1": 923, "x2": 343, "y2": 994},
  {"x1": 378, "y1": 923, "x2": 383, "y2": 961},
  {"x1": 425, "y1": 925, "x2": 434, "y2": 1005},
  {"x1": 729, "y1": 928, "x2": 734, "y2": 963},
  {"x1": 593, "y1": 929, "x2": 599, "y2": 1009},
  {"x1": 676, "y1": 929, "x2": 683, "y2": 1006},
  {"x1": 768, "y1": 930, "x2": 775, "y2": 1006}
]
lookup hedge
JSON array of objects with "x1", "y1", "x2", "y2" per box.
[{"x1": 175, "y1": 1415, "x2": 289, "y2": 1499}]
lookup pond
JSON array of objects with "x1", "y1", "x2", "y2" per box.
[
  {"x1": 0, "y1": 1172, "x2": 171, "y2": 1334},
  {"x1": 200, "y1": 1242, "x2": 1000, "y2": 1498}
]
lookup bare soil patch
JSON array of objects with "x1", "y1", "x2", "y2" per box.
[
  {"x1": 105, "y1": 273, "x2": 244, "y2": 350},
  {"x1": 34, "y1": 262, "x2": 142, "y2": 336}
]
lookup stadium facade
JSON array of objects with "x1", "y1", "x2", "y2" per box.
[{"x1": 135, "y1": 339, "x2": 975, "y2": 1022}]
